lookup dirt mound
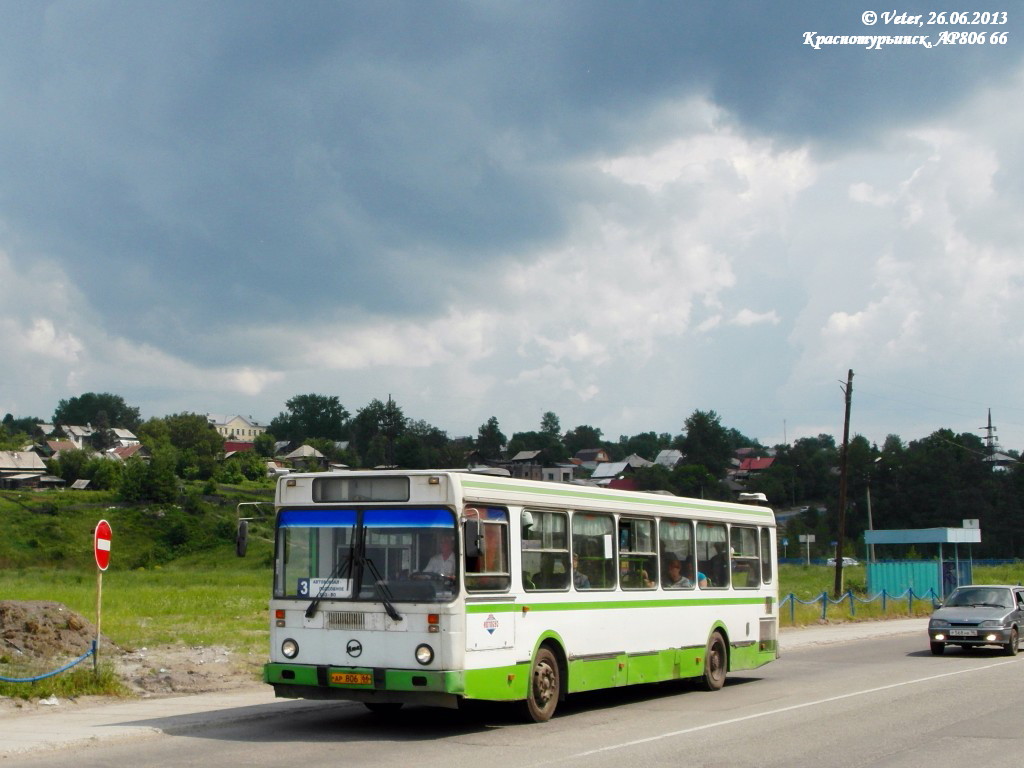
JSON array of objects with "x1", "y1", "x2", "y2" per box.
[
  {"x1": 1, "y1": 600, "x2": 262, "y2": 709},
  {"x1": 0, "y1": 600, "x2": 99, "y2": 661}
]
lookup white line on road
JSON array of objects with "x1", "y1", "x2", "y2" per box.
[{"x1": 549, "y1": 658, "x2": 1019, "y2": 763}]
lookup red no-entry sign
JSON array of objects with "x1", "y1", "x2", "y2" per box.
[{"x1": 94, "y1": 519, "x2": 112, "y2": 571}]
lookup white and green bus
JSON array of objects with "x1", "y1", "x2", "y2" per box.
[{"x1": 262, "y1": 470, "x2": 778, "y2": 721}]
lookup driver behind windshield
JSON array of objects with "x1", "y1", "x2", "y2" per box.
[{"x1": 424, "y1": 535, "x2": 456, "y2": 578}]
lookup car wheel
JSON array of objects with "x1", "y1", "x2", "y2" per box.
[
  {"x1": 1004, "y1": 628, "x2": 1019, "y2": 656},
  {"x1": 701, "y1": 631, "x2": 728, "y2": 691},
  {"x1": 523, "y1": 646, "x2": 561, "y2": 722},
  {"x1": 930, "y1": 641, "x2": 945, "y2": 655}
]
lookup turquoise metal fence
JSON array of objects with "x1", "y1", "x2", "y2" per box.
[
  {"x1": 780, "y1": 588, "x2": 940, "y2": 624},
  {"x1": 0, "y1": 641, "x2": 96, "y2": 683}
]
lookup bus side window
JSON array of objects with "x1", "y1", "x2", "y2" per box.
[
  {"x1": 697, "y1": 522, "x2": 728, "y2": 588},
  {"x1": 522, "y1": 509, "x2": 569, "y2": 592},
  {"x1": 464, "y1": 506, "x2": 511, "y2": 592},
  {"x1": 760, "y1": 528, "x2": 773, "y2": 584},
  {"x1": 572, "y1": 512, "x2": 615, "y2": 590},
  {"x1": 730, "y1": 526, "x2": 760, "y2": 590}
]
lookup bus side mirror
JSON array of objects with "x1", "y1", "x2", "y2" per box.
[
  {"x1": 236, "y1": 519, "x2": 249, "y2": 558},
  {"x1": 464, "y1": 518, "x2": 482, "y2": 558}
]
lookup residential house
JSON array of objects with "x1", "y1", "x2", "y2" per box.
[
  {"x1": 542, "y1": 464, "x2": 576, "y2": 483},
  {"x1": 509, "y1": 450, "x2": 543, "y2": 481},
  {"x1": 61, "y1": 424, "x2": 95, "y2": 448},
  {"x1": 984, "y1": 452, "x2": 1018, "y2": 473},
  {"x1": 0, "y1": 451, "x2": 48, "y2": 489},
  {"x1": 654, "y1": 449, "x2": 684, "y2": 469},
  {"x1": 284, "y1": 445, "x2": 327, "y2": 470},
  {"x1": 589, "y1": 454, "x2": 653, "y2": 490},
  {"x1": 111, "y1": 429, "x2": 140, "y2": 447},
  {"x1": 108, "y1": 444, "x2": 150, "y2": 462},
  {"x1": 573, "y1": 448, "x2": 611, "y2": 471},
  {"x1": 37, "y1": 440, "x2": 78, "y2": 459},
  {"x1": 207, "y1": 414, "x2": 267, "y2": 442},
  {"x1": 737, "y1": 457, "x2": 774, "y2": 474}
]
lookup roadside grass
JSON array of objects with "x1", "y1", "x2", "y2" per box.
[
  {"x1": 0, "y1": 662, "x2": 126, "y2": 701},
  {"x1": 779, "y1": 563, "x2": 1024, "y2": 625},
  {"x1": 3, "y1": 555, "x2": 1023, "y2": 699}
]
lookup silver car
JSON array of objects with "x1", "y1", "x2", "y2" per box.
[{"x1": 928, "y1": 584, "x2": 1024, "y2": 655}]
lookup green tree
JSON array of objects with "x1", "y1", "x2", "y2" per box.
[
  {"x1": 163, "y1": 412, "x2": 223, "y2": 480},
  {"x1": 540, "y1": 411, "x2": 561, "y2": 439},
  {"x1": 253, "y1": 432, "x2": 278, "y2": 457},
  {"x1": 350, "y1": 398, "x2": 406, "y2": 464},
  {"x1": 53, "y1": 393, "x2": 142, "y2": 431},
  {"x1": 507, "y1": 429, "x2": 567, "y2": 465},
  {"x1": 145, "y1": 449, "x2": 180, "y2": 502},
  {"x1": 53, "y1": 448, "x2": 92, "y2": 484},
  {"x1": 619, "y1": 431, "x2": 671, "y2": 462},
  {"x1": 476, "y1": 417, "x2": 506, "y2": 460},
  {"x1": 2, "y1": 414, "x2": 42, "y2": 448},
  {"x1": 269, "y1": 394, "x2": 350, "y2": 443},
  {"x1": 86, "y1": 457, "x2": 123, "y2": 490},
  {"x1": 118, "y1": 457, "x2": 148, "y2": 501},
  {"x1": 679, "y1": 410, "x2": 732, "y2": 476},
  {"x1": 563, "y1": 424, "x2": 604, "y2": 457}
]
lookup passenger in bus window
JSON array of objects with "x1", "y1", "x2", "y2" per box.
[
  {"x1": 424, "y1": 535, "x2": 456, "y2": 579},
  {"x1": 663, "y1": 555, "x2": 692, "y2": 588},
  {"x1": 619, "y1": 559, "x2": 653, "y2": 588},
  {"x1": 708, "y1": 543, "x2": 729, "y2": 586},
  {"x1": 572, "y1": 553, "x2": 591, "y2": 589},
  {"x1": 682, "y1": 555, "x2": 708, "y2": 588}
]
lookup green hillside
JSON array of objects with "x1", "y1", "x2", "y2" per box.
[{"x1": 0, "y1": 485, "x2": 275, "y2": 570}]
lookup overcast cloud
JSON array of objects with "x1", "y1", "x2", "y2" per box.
[{"x1": 2, "y1": 1, "x2": 1022, "y2": 451}]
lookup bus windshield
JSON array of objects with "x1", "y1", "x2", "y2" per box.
[{"x1": 274, "y1": 507, "x2": 458, "y2": 604}]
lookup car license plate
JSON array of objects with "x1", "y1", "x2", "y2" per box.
[
  {"x1": 949, "y1": 629, "x2": 977, "y2": 637},
  {"x1": 331, "y1": 672, "x2": 372, "y2": 685}
]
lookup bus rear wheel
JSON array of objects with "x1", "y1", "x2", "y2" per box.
[
  {"x1": 523, "y1": 646, "x2": 561, "y2": 722},
  {"x1": 700, "y1": 631, "x2": 727, "y2": 691}
]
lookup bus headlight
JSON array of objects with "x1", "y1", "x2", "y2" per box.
[
  {"x1": 415, "y1": 644, "x2": 434, "y2": 665},
  {"x1": 282, "y1": 639, "x2": 299, "y2": 659}
]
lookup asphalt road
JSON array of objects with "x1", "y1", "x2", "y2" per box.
[{"x1": 9, "y1": 621, "x2": 1024, "y2": 768}]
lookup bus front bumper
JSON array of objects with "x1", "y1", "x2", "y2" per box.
[{"x1": 264, "y1": 663, "x2": 461, "y2": 706}]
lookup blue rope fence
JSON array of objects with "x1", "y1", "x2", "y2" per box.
[
  {"x1": 780, "y1": 588, "x2": 940, "y2": 624},
  {"x1": 0, "y1": 641, "x2": 96, "y2": 683}
]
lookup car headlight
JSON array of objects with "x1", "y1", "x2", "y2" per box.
[
  {"x1": 979, "y1": 620, "x2": 1001, "y2": 628},
  {"x1": 282, "y1": 638, "x2": 299, "y2": 659},
  {"x1": 930, "y1": 619, "x2": 949, "y2": 628},
  {"x1": 415, "y1": 644, "x2": 434, "y2": 665}
]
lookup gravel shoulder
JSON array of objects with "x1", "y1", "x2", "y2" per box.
[{"x1": 1, "y1": 600, "x2": 264, "y2": 715}]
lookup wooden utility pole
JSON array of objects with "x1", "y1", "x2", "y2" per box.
[{"x1": 834, "y1": 369, "x2": 853, "y2": 598}]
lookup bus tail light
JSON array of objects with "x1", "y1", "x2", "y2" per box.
[
  {"x1": 427, "y1": 614, "x2": 440, "y2": 633},
  {"x1": 275, "y1": 608, "x2": 286, "y2": 627}
]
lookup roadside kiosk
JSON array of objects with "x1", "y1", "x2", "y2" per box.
[{"x1": 864, "y1": 524, "x2": 981, "y2": 600}]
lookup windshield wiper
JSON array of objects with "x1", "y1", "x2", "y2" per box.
[
  {"x1": 305, "y1": 545, "x2": 354, "y2": 619},
  {"x1": 359, "y1": 554, "x2": 402, "y2": 622}
]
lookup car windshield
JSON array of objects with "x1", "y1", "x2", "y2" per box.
[{"x1": 945, "y1": 587, "x2": 1012, "y2": 609}]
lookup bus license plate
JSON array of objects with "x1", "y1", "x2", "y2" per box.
[
  {"x1": 331, "y1": 672, "x2": 372, "y2": 686},
  {"x1": 949, "y1": 629, "x2": 976, "y2": 637}
]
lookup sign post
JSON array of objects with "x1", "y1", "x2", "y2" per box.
[
  {"x1": 798, "y1": 533, "x2": 815, "y2": 566},
  {"x1": 93, "y1": 520, "x2": 112, "y2": 666}
]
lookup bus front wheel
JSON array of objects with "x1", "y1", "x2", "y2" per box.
[
  {"x1": 700, "y1": 631, "x2": 727, "y2": 691},
  {"x1": 523, "y1": 646, "x2": 561, "y2": 722}
]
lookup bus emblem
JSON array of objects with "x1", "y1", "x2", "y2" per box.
[{"x1": 483, "y1": 614, "x2": 499, "y2": 635}]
